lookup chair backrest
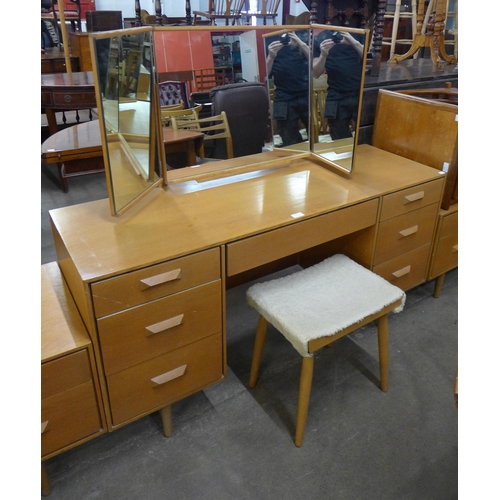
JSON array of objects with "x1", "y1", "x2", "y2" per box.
[
  {"x1": 210, "y1": 0, "x2": 246, "y2": 16},
  {"x1": 171, "y1": 112, "x2": 234, "y2": 159},
  {"x1": 158, "y1": 81, "x2": 189, "y2": 108},
  {"x1": 260, "y1": 0, "x2": 281, "y2": 15},
  {"x1": 210, "y1": 82, "x2": 270, "y2": 158},
  {"x1": 160, "y1": 105, "x2": 202, "y2": 128}
]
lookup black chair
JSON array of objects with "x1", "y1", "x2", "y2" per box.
[{"x1": 209, "y1": 82, "x2": 270, "y2": 158}]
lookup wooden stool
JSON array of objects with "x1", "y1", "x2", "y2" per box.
[{"x1": 247, "y1": 255, "x2": 406, "y2": 447}]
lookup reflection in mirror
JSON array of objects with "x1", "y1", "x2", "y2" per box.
[
  {"x1": 263, "y1": 28, "x2": 310, "y2": 152},
  {"x1": 311, "y1": 25, "x2": 368, "y2": 172},
  {"x1": 91, "y1": 28, "x2": 164, "y2": 216}
]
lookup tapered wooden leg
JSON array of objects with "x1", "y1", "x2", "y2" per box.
[
  {"x1": 295, "y1": 356, "x2": 314, "y2": 447},
  {"x1": 249, "y1": 316, "x2": 268, "y2": 388},
  {"x1": 377, "y1": 314, "x2": 389, "y2": 392},
  {"x1": 41, "y1": 462, "x2": 51, "y2": 496},
  {"x1": 160, "y1": 405, "x2": 172, "y2": 438},
  {"x1": 433, "y1": 273, "x2": 446, "y2": 298}
]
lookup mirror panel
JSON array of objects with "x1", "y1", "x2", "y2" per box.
[
  {"x1": 311, "y1": 25, "x2": 369, "y2": 173},
  {"x1": 90, "y1": 27, "x2": 165, "y2": 216},
  {"x1": 263, "y1": 28, "x2": 311, "y2": 152}
]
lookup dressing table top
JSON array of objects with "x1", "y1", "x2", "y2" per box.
[{"x1": 50, "y1": 145, "x2": 445, "y2": 283}]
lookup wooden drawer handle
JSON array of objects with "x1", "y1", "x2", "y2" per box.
[
  {"x1": 145, "y1": 314, "x2": 184, "y2": 336},
  {"x1": 151, "y1": 364, "x2": 187, "y2": 387},
  {"x1": 452, "y1": 244, "x2": 458, "y2": 253},
  {"x1": 399, "y1": 225, "x2": 418, "y2": 238},
  {"x1": 140, "y1": 268, "x2": 182, "y2": 288},
  {"x1": 392, "y1": 265, "x2": 411, "y2": 278},
  {"x1": 403, "y1": 191, "x2": 424, "y2": 204},
  {"x1": 41, "y1": 421, "x2": 49, "y2": 434}
]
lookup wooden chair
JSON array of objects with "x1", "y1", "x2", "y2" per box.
[
  {"x1": 247, "y1": 254, "x2": 405, "y2": 447},
  {"x1": 160, "y1": 105, "x2": 202, "y2": 128},
  {"x1": 193, "y1": 0, "x2": 246, "y2": 26},
  {"x1": 244, "y1": 0, "x2": 281, "y2": 25},
  {"x1": 171, "y1": 111, "x2": 234, "y2": 159},
  {"x1": 312, "y1": 74, "x2": 328, "y2": 143}
]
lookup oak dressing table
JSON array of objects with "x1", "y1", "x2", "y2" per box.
[{"x1": 50, "y1": 144, "x2": 445, "y2": 433}]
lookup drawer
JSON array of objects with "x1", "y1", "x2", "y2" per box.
[
  {"x1": 41, "y1": 381, "x2": 101, "y2": 457},
  {"x1": 51, "y1": 91, "x2": 96, "y2": 108},
  {"x1": 107, "y1": 333, "x2": 223, "y2": 426},
  {"x1": 440, "y1": 211, "x2": 458, "y2": 239},
  {"x1": 41, "y1": 91, "x2": 53, "y2": 107},
  {"x1": 98, "y1": 281, "x2": 222, "y2": 375},
  {"x1": 373, "y1": 245, "x2": 431, "y2": 291},
  {"x1": 429, "y1": 232, "x2": 458, "y2": 278},
  {"x1": 92, "y1": 248, "x2": 220, "y2": 317},
  {"x1": 374, "y1": 203, "x2": 439, "y2": 266},
  {"x1": 227, "y1": 199, "x2": 378, "y2": 276},
  {"x1": 380, "y1": 179, "x2": 444, "y2": 221},
  {"x1": 42, "y1": 350, "x2": 91, "y2": 399}
]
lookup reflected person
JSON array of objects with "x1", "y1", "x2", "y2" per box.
[
  {"x1": 266, "y1": 31, "x2": 309, "y2": 147},
  {"x1": 313, "y1": 31, "x2": 364, "y2": 140}
]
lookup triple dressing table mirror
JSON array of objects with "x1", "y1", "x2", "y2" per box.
[
  {"x1": 89, "y1": 27, "x2": 166, "y2": 216},
  {"x1": 89, "y1": 24, "x2": 368, "y2": 216}
]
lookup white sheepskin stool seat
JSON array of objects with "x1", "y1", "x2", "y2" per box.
[{"x1": 246, "y1": 254, "x2": 406, "y2": 447}]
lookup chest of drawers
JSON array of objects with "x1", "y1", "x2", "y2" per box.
[
  {"x1": 372, "y1": 178, "x2": 444, "y2": 290},
  {"x1": 41, "y1": 263, "x2": 105, "y2": 495},
  {"x1": 90, "y1": 248, "x2": 224, "y2": 429}
]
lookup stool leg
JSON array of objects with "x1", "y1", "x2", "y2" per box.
[
  {"x1": 249, "y1": 316, "x2": 268, "y2": 388},
  {"x1": 377, "y1": 314, "x2": 389, "y2": 392},
  {"x1": 295, "y1": 356, "x2": 314, "y2": 447}
]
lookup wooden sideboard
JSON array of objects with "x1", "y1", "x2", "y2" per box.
[
  {"x1": 41, "y1": 262, "x2": 106, "y2": 495},
  {"x1": 48, "y1": 145, "x2": 445, "y2": 435}
]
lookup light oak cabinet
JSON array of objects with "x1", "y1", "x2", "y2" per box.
[
  {"x1": 90, "y1": 248, "x2": 224, "y2": 429},
  {"x1": 373, "y1": 179, "x2": 444, "y2": 290},
  {"x1": 427, "y1": 204, "x2": 458, "y2": 297},
  {"x1": 41, "y1": 263, "x2": 105, "y2": 495}
]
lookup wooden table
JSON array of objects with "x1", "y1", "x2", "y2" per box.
[
  {"x1": 41, "y1": 47, "x2": 79, "y2": 74},
  {"x1": 41, "y1": 71, "x2": 96, "y2": 136},
  {"x1": 41, "y1": 120, "x2": 105, "y2": 192},
  {"x1": 41, "y1": 120, "x2": 205, "y2": 191},
  {"x1": 162, "y1": 128, "x2": 204, "y2": 169}
]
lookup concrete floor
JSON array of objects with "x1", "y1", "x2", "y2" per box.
[{"x1": 41, "y1": 166, "x2": 458, "y2": 499}]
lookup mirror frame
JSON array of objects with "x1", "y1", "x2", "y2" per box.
[
  {"x1": 309, "y1": 24, "x2": 370, "y2": 174},
  {"x1": 89, "y1": 26, "x2": 166, "y2": 217}
]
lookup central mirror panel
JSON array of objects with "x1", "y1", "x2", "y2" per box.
[
  {"x1": 263, "y1": 28, "x2": 311, "y2": 152},
  {"x1": 90, "y1": 27, "x2": 165, "y2": 216},
  {"x1": 310, "y1": 24, "x2": 369, "y2": 173}
]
